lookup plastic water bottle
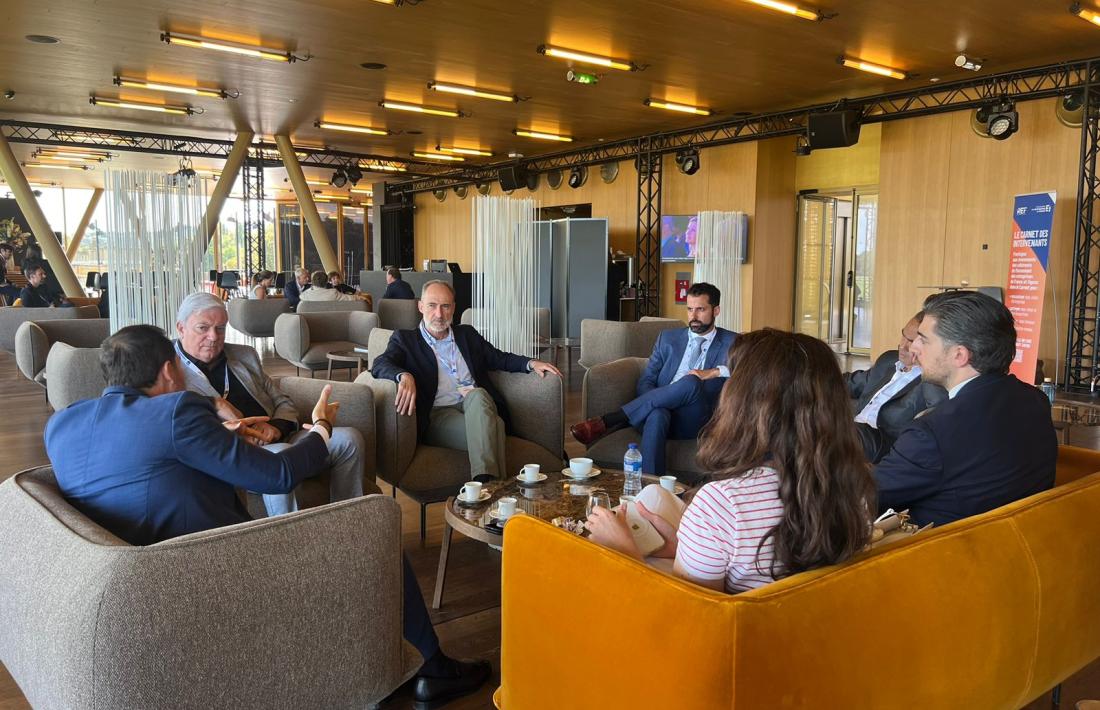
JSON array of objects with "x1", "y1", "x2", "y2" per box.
[
  {"x1": 623, "y1": 443, "x2": 643, "y2": 496},
  {"x1": 1040, "y1": 378, "x2": 1056, "y2": 405}
]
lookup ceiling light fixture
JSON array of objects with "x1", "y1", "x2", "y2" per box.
[
  {"x1": 412, "y1": 151, "x2": 465, "y2": 161},
  {"x1": 160, "y1": 31, "x2": 303, "y2": 62},
  {"x1": 379, "y1": 100, "x2": 464, "y2": 117},
  {"x1": 644, "y1": 99, "x2": 713, "y2": 116},
  {"x1": 34, "y1": 154, "x2": 104, "y2": 164},
  {"x1": 975, "y1": 100, "x2": 1018, "y2": 141},
  {"x1": 745, "y1": 0, "x2": 820, "y2": 21},
  {"x1": 350, "y1": 187, "x2": 373, "y2": 195},
  {"x1": 35, "y1": 149, "x2": 112, "y2": 161},
  {"x1": 90, "y1": 96, "x2": 196, "y2": 115},
  {"x1": 514, "y1": 129, "x2": 573, "y2": 142},
  {"x1": 536, "y1": 44, "x2": 639, "y2": 71},
  {"x1": 437, "y1": 145, "x2": 493, "y2": 157},
  {"x1": 1071, "y1": 2, "x2": 1100, "y2": 25},
  {"x1": 315, "y1": 120, "x2": 390, "y2": 136},
  {"x1": 427, "y1": 81, "x2": 518, "y2": 102},
  {"x1": 954, "y1": 54, "x2": 982, "y2": 72},
  {"x1": 675, "y1": 148, "x2": 701, "y2": 175},
  {"x1": 330, "y1": 168, "x2": 348, "y2": 188},
  {"x1": 21, "y1": 162, "x2": 91, "y2": 171},
  {"x1": 838, "y1": 56, "x2": 908, "y2": 80},
  {"x1": 114, "y1": 76, "x2": 234, "y2": 99},
  {"x1": 359, "y1": 162, "x2": 408, "y2": 172},
  {"x1": 25, "y1": 34, "x2": 60, "y2": 44}
]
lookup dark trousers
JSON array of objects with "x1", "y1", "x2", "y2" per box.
[
  {"x1": 621, "y1": 375, "x2": 714, "y2": 475},
  {"x1": 402, "y1": 553, "x2": 440, "y2": 662},
  {"x1": 0, "y1": 285, "x2": 20, "y2": 305}
]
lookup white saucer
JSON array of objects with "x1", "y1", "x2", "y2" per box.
[
  {"x1": 516, "y1": 472, "x2": 548, "y2": 485},
  {"x1": 455, "y1": 490, "x2": 491, "y2": 506},
  {"x1": 561, "y1": 466, "x2": 602, "y2": 480},
  {"x1": 488, "y1": 507, "x2": 525, "y2": 522}
]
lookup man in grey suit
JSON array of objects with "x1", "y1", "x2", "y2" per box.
[
  {"x1": 174, "y1": 292, "x2": 375, "y2": 515},
  {"x1": 847, "y1": 311, "x2": 947, "y2": 462}
]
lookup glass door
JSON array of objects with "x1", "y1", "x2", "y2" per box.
[
  {"x1": 847, "y1": 191, "x2": 878, "y2": 354},
  {"x1": 795, "y1": 195, "x2": 837, "y2": 342}
]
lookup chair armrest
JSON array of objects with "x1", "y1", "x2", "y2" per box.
[
  {"x1": 348, "y1": 311, "x2": 380, "y2": 346},
  {"x1": 95, "y1": 496, "x2": 410, "y2": 708},
  {"x1": 581, "y1": 357, "x2": 647, "y2": 419},
  {"x1": 277, "y1": 376, "x2": 377, "y2": 484},
  {"x1": 274, "y1": 313, "x2": 308, "y2": 364},
  {"x1": 491, "y1": 370, "x2": 564, "y2": 460},
  {"x1": 14, "y1": 321, "x2": 48, "y2": 382},
  {"x1": 354, "y1": 373, "x2": 417, "y2": 485}
]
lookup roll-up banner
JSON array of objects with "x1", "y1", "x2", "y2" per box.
[{"x1": 1006, "y1": 191, "x2": 1055, "y2": 384}]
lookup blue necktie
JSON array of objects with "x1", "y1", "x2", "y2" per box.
[{"x1": 686, "y1": 336, "x2": 705, "y2": 371}]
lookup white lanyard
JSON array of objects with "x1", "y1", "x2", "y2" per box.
[
  {"x1": 175, "y1": 341, "x2": 229, "y2": 397},
  {"x1": 421, "y1": 324, "x2": 462, "y2": 378}
]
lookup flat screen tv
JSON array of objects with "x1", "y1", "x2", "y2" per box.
[{"x1": 660, "y1": 215, "x2": 698, "y2": 262}]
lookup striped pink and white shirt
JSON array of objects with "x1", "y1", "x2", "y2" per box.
[{"x1": 675, "y1": 466, "x2": 785, "y2": 593}]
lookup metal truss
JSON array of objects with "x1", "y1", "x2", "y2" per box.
[
  {"x1": 1065, "y1": 61, "x2": 1100, "y2": 391},
  {"x1": 635, "y1": 142, "x2": 662, "y2": 318},
  {"x1": 242, "y1": 151, "x2": 266, "y2": 277},
  {"x1": 389, "y1": 57, "x2": 1095, "y2": 195}
]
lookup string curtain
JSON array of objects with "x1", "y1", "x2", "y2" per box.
[
  {"x1": 104, "y1": 170, "x2": 208, "y2": 333},
  {"x1": 470, "y1": 195, "x2": 539, "y2": 357},
  {"x1": 692, "y1": 210, "x2": 746, "y2": 332}
]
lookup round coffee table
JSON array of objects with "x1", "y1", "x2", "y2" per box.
[
  {"x1": 432, "y1": 469, "x2": 685, "y2": 608},
  {"x1": 325, "y1": 349, "x2": 366, "y2": 380}
]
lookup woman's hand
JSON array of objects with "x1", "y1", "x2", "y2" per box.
[
  {"x1": 584, "y1": 506, "x2": 643, "y2": 560},
  {"x1": 634, "y1": 501, "x2": 679, "y2": 558}
]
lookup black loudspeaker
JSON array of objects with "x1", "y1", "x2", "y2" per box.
[
  {"x1": 808, "y1": 110, "x2": 862, "y2": 149},
  {"x1": 498, "y1": 165, "x2": 528, "y2": 191},
  {"x1": 380, "y1": 202, "x2": 415, "y2": 270}
]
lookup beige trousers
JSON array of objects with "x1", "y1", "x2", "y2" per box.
[{"x1": 425, "y1": 387, "x2": 507, "y2": 478}]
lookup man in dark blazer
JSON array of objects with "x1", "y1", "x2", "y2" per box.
[
  {"x1": 571, "y1": 282, "x2": 737, "y2": 475},
  {"x1": 283, "y1": 268, "x2": 310, "y2": 309},
  {"x1": 875, "y1": 292, "x2": 1057, "y2": 526},
  {"x1": 847, "y1": 313, "x2": 947, "y2": 462},
  {"x1": 382, "y1": 266, "x2": 416, "y2": 300},
  {"x1": 45, "y1": 324, "x2": 491, "y2": 705},
  {"x1": 371, "y1": 279, "x2": 562, "y2": 480}
]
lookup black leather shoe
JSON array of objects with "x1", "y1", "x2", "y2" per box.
[{"x1": 413, "y1": 658, "x2": 491, "y2": 707}]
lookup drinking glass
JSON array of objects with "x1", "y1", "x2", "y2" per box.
[{"x1": 586, "y1": 491, "x2": 612, "y2": 518}]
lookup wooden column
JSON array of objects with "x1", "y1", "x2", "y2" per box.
[
  {"x1": 0, "y1": 132, "x2": 84, "y2": 297},
  {"x1": 65, "y1": 188, "x2": 103, "y2": 261},
  {"x1": 277, "y1": 134, "x2": 339, "y2": 273},
  {"x1": 199, "y1": 131, "x2": 253, "y2": 247}
]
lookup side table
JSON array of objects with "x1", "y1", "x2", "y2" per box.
[{"x1": 325, "y1": 349, "x2": 366, "y2": 380}]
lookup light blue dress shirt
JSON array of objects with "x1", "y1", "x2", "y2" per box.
[
  {"x1": 671, "y1": 327, "x2": 730, "y2": 383},
  {"x1": 419, "y1": 322, "x2": 474, "y2": 407},
  {"x1": 854, "y1": 362, "x2": 922, "y2": 427}
]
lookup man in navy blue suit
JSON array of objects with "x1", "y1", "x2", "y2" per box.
[
  {"x1": 570, "y1": 282, "x2": 737, "y2": 475},
  {"x1": 874, "y1": 291, "x2": 1057, "y2": 526},
  {"x1": 45, "y1": 325, "x2": 491, "y2": 705},
  {"x1": 382, "y1": 266, "x2": 416, "y2": 300}
]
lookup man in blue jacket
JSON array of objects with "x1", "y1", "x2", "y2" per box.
[
  {"x1": 570, "y1": 282, "x2": 737, "y2": 475},
  {"x1": 874, "y1": 291, "x2": 1057, "y2": 526},
  {"x1": 45, "y1": 324, "x2": 490, "y2": 705}
]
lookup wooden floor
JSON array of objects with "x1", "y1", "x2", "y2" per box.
[{"x1": 0, "y1": 337, "x2": 1098, "y2": 709}]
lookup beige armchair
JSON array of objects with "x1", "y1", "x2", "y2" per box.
[
  {"x1": 227, "y1": 298, "x2": 291, "y2": 337},
  {"x1": 0, "y1": 305, "x2": 101, "y2": 352},
  {"x1": 274, "y1": 310, "x2": 378, "y2": 376},
  {"x1": 376, "y1": 298, "x2": 420, "y2": 331},
  {"x1": 14, "y1": 318, "x2": 110, "y2": 387},
  {"x1": 44, "y1": 343, "x2": 105, "y2": 410},
  {"x1": 0, "y1": 466, "x2": 419, "y2": 710},
  {"x1": 577, "y1": 317, "x2": 683, "y2": 369},
  {"x1": 297, "y1": 299, "x2": 370, "y2": 314},
  {"x1": 581, "y1": 357, "x2": 706, "y2": 484},
  {"x1": 359, "y1": 327, "x2": 565, "y2": 539}
]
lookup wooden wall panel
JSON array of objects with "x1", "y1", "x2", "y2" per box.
[
  {"x1": 872, "y1": 113, "x2": 953, "y2": 354},
  {"x1": 794, "y1": 123, "x2": 882, "y2": 192},
  {"x1": 751, "y1": 137, "x2": 798, "y2": 330}
]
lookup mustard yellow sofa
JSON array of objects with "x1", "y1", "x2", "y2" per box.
[{"x1": 497, "y1": 445, "x2": 1100, "y2": 709}]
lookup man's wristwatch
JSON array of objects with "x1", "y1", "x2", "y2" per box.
[{"x1": 312, "y1": 418, "x2": 333, "y2": 437}]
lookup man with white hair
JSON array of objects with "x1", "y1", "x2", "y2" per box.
[
  {"x1": 283, "y1": 267, "x2": 310, "y2": 309},
  {"x1": 174, "y1": 292, "x2": 374, "y2": 515}
]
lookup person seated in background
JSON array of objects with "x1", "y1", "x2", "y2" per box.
[
  {"x1": 0, "y1": 242, "x2": 22, "y2": 304},
  {"x1": 570, "y1": 282, "x2": 735, "y2": 475},
  {"x1": 847, "y1": 312, "x2": 946, "y2": 462},
  {"x1": 328, "y1": 270, "x2": 356, "y2": 295},
  {"x1": 299, "y1": 270, "x2": 359, "y2": 303},
  {"x1": 19, "y1": 262, "x2": 67, "y2": 307},
  {"x1": 249, "y1": 270, "x2": 273, "y2": 300},
  {"x1": 875, "y1": 291, "x2": 1057, "y2": 526},
  {"x1": 174, "y1": 292, "x2": 374, "y2": 514},
  {"x1": 382, "y1": 265, "x2": 416, "y2": 300},
  {"x1": 371, "y1": 279, "x2": 562, "y2": 481},
  {"x1": 586, "y1": 328, "x2": 875, "y2": 593},
  {"x1": 45, "y1": 324, "x2": 489, "y2": 704},
  {"x1": 283, "y1": 267, "x2": 310, "y2": 309}
]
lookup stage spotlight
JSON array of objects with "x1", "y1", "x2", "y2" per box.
[
  {"x1": 346, "y1": 163, "x2": 363, "y2": 185},
  {"x1": 675, "y1": 148, "x2": 700, "y2": 175},
  {"x1": 975, "y1": 100, "x2": 1018, "y2": 141},
  {"x1": 568, "y1": 165, "x2": 588, "y2": 188},
  {"x1": 330, "y1": 167, "x2": 348, "y2": 188},
  {"x1": 1057, "y1": 92, "x2": 1084, "y2": 128}
]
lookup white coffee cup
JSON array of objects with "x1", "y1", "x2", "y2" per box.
[
  {"x1": 522, "y1": 463, "x2": 541, "y2": 482},
  {"x1": 569, "y1": 457, "x2": 594, "y2": 477},
  {"x1": 461, "y1": 481, "x2": 483, "y2": 502},
  {"x1": 497, "y1": 496, "x2": 517, "y2": 519},
  {"x1": 660, "y1": 475, "x2": 678, "y2": 492}
]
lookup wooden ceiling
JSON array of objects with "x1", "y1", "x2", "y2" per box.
[{"x1": 1, "y1": 0, "x2": 1099, "y2": 189}]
